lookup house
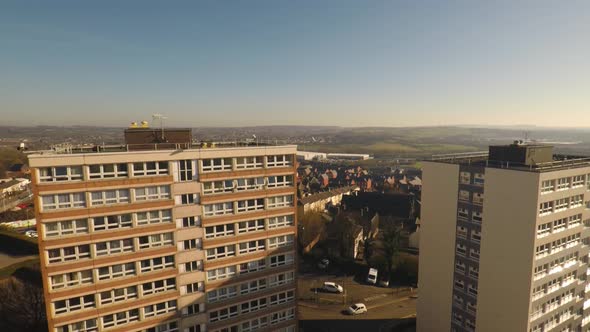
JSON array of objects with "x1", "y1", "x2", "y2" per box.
[
  {"x1": 0, "y1": 178, "x2": 30, "y2": 198},
  {"x1": 298, "y1": 186, "x2": 358, "y2": 215},
  {"x1": 5, "y1": 164, "x2": 30, "y2": 178}
]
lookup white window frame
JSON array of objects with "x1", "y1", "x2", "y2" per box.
[
  {"x1": 206, "y1": 265, "x2": 237, "y2": 281},
  {"x1": 182, "y1": 238, "x2": 202, "y2": 250},
  {"x1": 235, "y1": 156, "x2": 263, "y2": 169},
  {"x1": 136, "y1": 209, "x2": 172, "y2": 226},
  {"x1": 237, "y1": 198, "x2": 264, "y2": 212},
  {"x1": 139, "y1": 233, "x2": 173, "y2": 249},
  {"x1": 39, "y1": 166, "x2": 83, "y2": 182},
  {"x1": 205, "y1": 223, "x2": 235, "y2": 239},
  {"x1": 267, "y1": 175, "x2": 293, "y2": 188},
  {"x1": 88, "y1": 163, "x2": 128, "y2": 179},
  {"x1": 239, "y1": 258, "x2": 266, "y2": 274},
  {"x1": 181, "y1": 282, "x2": 204, "y2": 294},
  {"x1": 102, "y1": 308, "x2": 140, "y2": 328},
  {"x1": 135, "y1": 185, "x2": 171, "y2": 201},
  {"x1": 204, "y1": 202, "x2": 234, "y2": 216},
  {"x1": 266, "y1": 195, "x2": 293, "y2": 209},
  {"x1": 203, "y1": 180, "x2": 234, "y2": 195},
  {"x1": 206, "y1": 245, "x2": 236, "y2": 260},
  {"x1": 267, "y1": 155, "x2": 292, "y2": 168},
  {"x1": 143, "y1": 300, "x2": 177, "y2": 318},
  {"x1": 270, "y1": 253, "x2": 294, "y2": 267},
  {"x1": 41, "y1": 192, "x2": 86, "y2": 210},
  {"x1": 54, "y1": 294, "x2": 95, "y2": 315},
  {"x1": 55, "y1": 319, "x2": 97, "y2": 332},
  {"x1": 132, "y1": 161, "x2": 168, "y2": 176},
  {"x1": 238, "y1": 219, "x2": 265, "y2": 234},
  {"x1": 239, "y1": 240, "x2": 265, "y2": 254},
  {"x1": 50, "y1": 270, "x2": 93, "y2": 290},
  {"x1": 202, "y1": 158, "x2": 233, "y2": 172},
  {"x1": 267, "y1": 215, "x2": 294, "y2": 229},
  {"x1": 269, "y1": 271, "x2": 295, "y2": 288},
  {"x1": 209, "y1": 305, "x2": 239, "y2": 323},
  {"x1": 44, "y1": 219, "x2": 89, "y2": 237},
  {"x1": 92, "y1": 214, "x2": 132, "y2": 231},
  {"x1": 95, "y1": 238, "x2": 134, "y2": 256},
  {"x1": 541, "y1": 179, "x2": 555, "y2": 194},
  {"x1": 268, "y1": 234, "x2": 294, "y2": 249},
  {"x1": 47, "y1": 245, "x2": 91, "y2": 263},
  {"x1": 141, "y1": 278, "x2": 176, "y2": 296},
  {"x1": 140, "y1": 256, "x2": 175, "y2": 273},
  {"x1": 90, "y1": 189, "x2": 130, "y2": 206},
  {"x1": 178, "y1": 160, "x2": 194, "y2": 181},
  {"x1": 236, "y1": 177, "x2": 265, "y2": 191},
  {"x1": 208, "y1": 285, "x2": 238, "y2": 303},
  {"x1": 97, "y1": 262, "x2": 136, "y2": 281},
  {"x1": 99, "y1": 286, "x2": 138, "y2": 305},
  {"x1": 269, "y1": 290, "x2": 294, "y2": 306}
]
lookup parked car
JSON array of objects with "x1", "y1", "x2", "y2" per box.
[
  {"x1": 366, "y1": 268, "x2": 378, "y2": 284},
  {"x1": 322, "y1": 282, "x2": 344, "y2": 293},
  {"x1": 347, "y1": 303, "x2": 367, "y2": 315},
  {"x1": 378, "y1": 278, "x2": 390, "y2": 287},
  {"x1": 317, "y1": 258, "x2": 330, "y2": 269},
  {"x1": 25, "y1": 230, "x2": 38, "y2": 238}
]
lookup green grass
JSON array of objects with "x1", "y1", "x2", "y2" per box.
[{"x1": 0, "y1": 258, "x2": 40, "y2": 279}]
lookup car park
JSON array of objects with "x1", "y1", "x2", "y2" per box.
[
  {"x1": 322, "y1": 282, "x2": 344, "y2": 293},
  {"x1": 347, "y1": 303, "x2": 367, "y2": 315}
]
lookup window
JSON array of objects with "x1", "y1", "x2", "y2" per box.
[
  {"x1": 92, "y1": 214, "x2": 132, "y2": 231},
  {"x1": 269, "y1": 271, "x2": 295, "y2": 287},
  {"x1": 208, "y1": 286, "x2": 238, "y2": 303},
  {"x1": 203, "y1": 180, "x2": 234, "y2": 195},
  {"x1": 455, "y1": 261, "x2": 466, "y2": 274},
  {"x1": 536, "y1": 243, "x2": 550, "y2": 258},
  {"x1": 182, "y1": 238, "x2": 201, "y2": 250},
  {"x1": 472, "y1": 192, "x2": 484, "y2": 205},
  {"x1": 268, "y1": 234, "x2": 294, "y2": 249},
  {"x1": 47, "y1": 245, "x2": 90, "y2": 263},
  {"x1": 97, "y1": 262, "x2": 136, "y2": 281},
  {"x1": 182, "y1": 282, "x2": 204, "y2": 294},
  {"x1": 90, "y1": 189, "x2": 130, "y2": 206},
  {"x1": 570, "y1": 194, "x2": 583, "y2": 208},
  {"x1": 95, "y1": 238, "x2": 134, "y2": 256},
  {"x1": 471, "y1": 230, "x2": 481, "y2": 243},
  {"x1": 456, "y1": 226, "x2": 467, "y2": 238},
  {"x1": 182, "y1": 303, "x2": 205, "y2": 317},
  {"x1": 269, "y1": 290, "x2": 294, "y2": 306},
  {"x1": 182, "y1": 216, "x2": 200, "y2": 227},
  {"x1": 135, "y1": 185, "x2": 171, "y2": 201},
  {"x1": 239, "y1": 240, "x2": 265, "y2": 254},
  {"x1": 472, "y1": 173, "x2": 484, "y2": 185},
  {"x1": 557, "y1": 177, "x2": 571, "y2": 190},
  {"x1": 236, "y1": 156, "x2": 263, "y2": 169},
  {"x1": 181, "y1": 260, "x2": 203, "y2": 273},
  {"x1": 236, "y1": 177, "x2": 265, "y2": 191},
  {"x1": 453, "y1": 294, "x2": 464, "y2": 307},
  {"x1": 270, "y1": 253, "x2": 294, "y2": 267},
  {"x1": 267, "y1": 175, "x2": 293, "y2": 188},
  {"x1": 554, "y1": 198, "x2": 569, "y2": 212},
  {"x1": 179, "y1": 160, "x2": 193, "y2": 181},
  {"x1": 458, "y1": 190, "x2": 470, "y2": 201},
  {"x1": 44, "y1": 219, "x2": 88, "y2": 237},
  {"x1": 88, "y1": 164, "x2": 128, "y2": 179},
  {"x1": 460, "y1": 172, "x2": 471, "y2": 184},
  {"x1": 472, "y1": 211, "x2": 483, "y2": 223},
  {"x1": 202, "y1": 158, "x2": 232, "y2": 172},
  {"x1": 209, "y1": 305, "x2": 239, "y2": 323},
  {"x1": 146, "y1": 321, "x2": 178, "y2": 332},
  {"x1": 266, "y1": 195, "x2": 293, "y2": 209},
  {"x1": 537, "y1": 222, "x2": 551, "y2": 237},
  {"x1": 467, "y1": 284, "x2": 478, "y2": 297},
  {"x1": 456, "y1": 243, "x2": 466, "y2": 256},
  {"x1": 270, "y1": 308, "x2": 295, "y2": 325},
  {"x1": 54, "y1": 319, "x2": 97, "y2": 332},
  {"x1": 468, "y1": 266, "x2": 479, "y2": 279},
  {"x1": 101, "y1": 308, "x2": 140, "y2": 328},
  {"x1": 50, "y1": 270, "x2": 93, "y2": 290},
  {"x1": 54, "y1": 294, "x2": 95, "y2": 315},
  {"x1": 133, "y1": 161, "x2": 168, "y2": 176},
  {"x1": 268, "y1": 215, "x2": 294, "y2": 229},
  {"x1": 458, "y1": 208, "x2": 469, "y2": 219},
  {"x1": 204, "y1": 202, "x2": 233, "y2": 216},
  {"x1": 136, "y1": 209, "x2": 172, "y2": 226},
  {"x1": 541, "y1": 179, "x2": 555, "y2": 194},
  {"x1": 572, "y1": 175, "x2": 585, "y2": 188},
  {"x1": 240, "y1": 278, "x2": 267, "y2": 295},
  {"x1": 242, "y1": 316, "x2": 269, "y2": 332},
  {"x1": 239, "y1": 258, "x2": 266, "y2": 274},
  {"x1": 267, "y1": 155, "x2": 291, "y2": 167},
  {"x1": 39, "y1": 166, "x2": 83, "y2": 182},
  {"x1": 470, "y1": 248, "x2": 480, "y2": 260},
  {"x1": 41, "y1": 192, "x2": 86, "y2": 210},
  {"x1": 144, "y1": 300, "x2": 177, "y2": 318},
  {"x1": 454, "y1": 279, "x2": 464, "y2": 290},
  {"x1": 99, "y1": 286, "x2": 138, "y2": 305},
  {"x1": 241, "y1": 297, "x2": 268, "y2": 314},
  {"x1": 540, "y1": 201, "x2": 554, "y2": 215},
  {"x1": 207, "y1": 266, "x2": 237, "y2": 281},
  {"x1": 238, "y1": 219, "x2": 265, "y2": 234},
  {"x1": 139, "y1": 233, "x2": 173, "y2": 249},
  {"x1": 206, "y1": 245, "x2": 235, "y2": 260},
  {"x1": 237, "y1": 198, "x2": 264, "y2": 212},
  {"x1": 568, "y1": 214, "x2": 582, "y2": 228},
  {"x1": 205, "y1": 223, "x2": 235, "y2": 238},
  {"x1": 178, "y1": 193, "x2": 195, "y2": 205},
  {"x1": 140, "y1": 256, "x2": 175, "y2": 273}
]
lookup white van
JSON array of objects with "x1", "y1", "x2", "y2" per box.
[{"x1": 367, "y1": 268, "x2": 378, "y2": 284}]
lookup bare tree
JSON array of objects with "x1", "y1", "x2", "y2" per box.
[
  {"x1": 0, "y1": 274, "x2": 47, "y2": 332},
  {"x1": 382, "y1": 225, "x2": 402, "y2": 276},
  {"x1": 298, "y1": 212, "x2": 326, "y2": 252}
]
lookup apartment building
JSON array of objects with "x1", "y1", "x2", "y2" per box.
[
  {"x1": 417, "y1": 142, "x2": 590, "y2": 332},
  {"x1": 29, "y1": 128, "x2": 298, "y2": 332}
]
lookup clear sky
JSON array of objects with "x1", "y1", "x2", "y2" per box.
[{"x1": 1, "y1": 1, "x2": 589, "y2": 127}]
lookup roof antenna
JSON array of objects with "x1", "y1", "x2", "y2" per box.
[{"x1": 152, "y1": 114, "x2": 168, "y2": 142}]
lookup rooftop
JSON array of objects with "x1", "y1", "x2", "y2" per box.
[{"x1": 430, "y1": 142, "x2": 590, "y2": 172}]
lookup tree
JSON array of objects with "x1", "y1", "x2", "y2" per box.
[
  {"x1": 382, "y1": 225, "x2": 402, "y2": 276},
  {"x1": 298, "y1": 212, "x2": 326, "y2": 252},
  {"x1": 0, "y1": 269, "x2": 47, "y2": 332},
  {"x1": 333, "y1": 214, "x2": 357, "y2": 258}
]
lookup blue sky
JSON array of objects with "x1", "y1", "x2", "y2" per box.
[{"x1": 1, "y1": 1, "x2": 589, "y2": 127}]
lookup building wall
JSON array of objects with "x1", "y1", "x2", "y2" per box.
[
  {"x1": 417, "y1": 161, "x2": 459, "y2": 332},
  {"x1": 475, "y1": 168, "x2": 540, "y2": 332}
]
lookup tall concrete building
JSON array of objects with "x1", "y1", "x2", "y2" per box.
[
  {"x1": 29, "y1": 128, "x2": 298, "y2": 332},
  {"x1": 418, "y1": 142, "x2": 590, "y2": 332}
]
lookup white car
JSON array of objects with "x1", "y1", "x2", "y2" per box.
[
  {"x1": 322, "y1": 282, "x2": 343, "y2": 293},
  {"x1": 367, "y1": 268, "x2": 378, "y2": 284},
  {"x1": 347, "y1": 303, "x2": 367, "y2": 315},
  {"x1": 25, "y1": 230, "x2": 38, "y2": 238},
  {"x1": 318, "y1": 259, "x2": 330, "y2": 269}
]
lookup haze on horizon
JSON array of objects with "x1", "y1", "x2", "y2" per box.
[{"x1": 1, "y1": 1, "x2": 589, "y2": 128}]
